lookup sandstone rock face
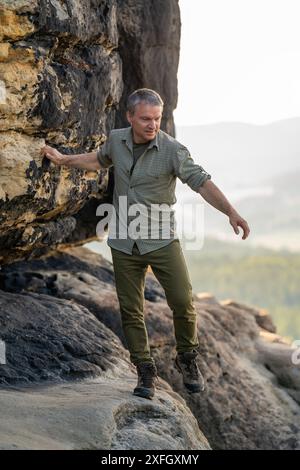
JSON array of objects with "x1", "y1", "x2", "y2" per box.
[
  {"x1": 0, "y1": 0, "x2": 180, "y2": 264},
  {"x1": 2, "y1": 246, "x2": 299, "y2": 450}
]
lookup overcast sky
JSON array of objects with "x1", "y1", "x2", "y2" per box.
[{"x1": 174, "y1": 0, "x2": 300, "y2": 126}]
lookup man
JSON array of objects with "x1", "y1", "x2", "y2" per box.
[{"x1": 41, "y1": 88, "x2": 250, "y2": 400}]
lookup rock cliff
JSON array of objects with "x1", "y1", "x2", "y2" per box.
[{"x1": 0, "y1": 0, "x2": 180, "y2": 263}]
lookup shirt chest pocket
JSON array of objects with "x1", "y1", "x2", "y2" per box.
[
  {"x1": 146, "y1": 166, "x2": 171, "y2": 178},
  {"x1": 141, "y1": 173, "x2": 173, "y2": 204}
]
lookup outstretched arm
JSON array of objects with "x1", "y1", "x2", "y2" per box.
[
  {"x1": 40, "y1": 145, "x2": 101, "y2": 171},
  {"x1": 197, "y1": 179, "x2": 250, "y2": 240}
]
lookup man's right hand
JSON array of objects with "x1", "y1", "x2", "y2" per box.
[
  {"x1": 40, "y1": 146, "x2": 101, "y2": 170},
  {"x1": 40, "y1": 145, "x2": 66, "y2": 166}
]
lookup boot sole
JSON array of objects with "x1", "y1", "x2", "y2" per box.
[{"x1": 133, "y1": 387, "x2": 154, "y2": 400}]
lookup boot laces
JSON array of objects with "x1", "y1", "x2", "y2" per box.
[
  {"x1": 186, "y1": 358, "x2": 199, "y2": 379},
  {"x1": 137, "y1": 362, "x2": 157, "y2": 387},
  {"x1": 179, "y1": 351, "x2": 199, "y2": 379}
]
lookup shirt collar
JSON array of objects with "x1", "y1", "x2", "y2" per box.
[{"x1": 122, "y1": 127, "x2": 160, "y2": 152}]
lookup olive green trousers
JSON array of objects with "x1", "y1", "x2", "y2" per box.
[{"x1": 110, "y1": 240, "x2": 199, "y2": 365}]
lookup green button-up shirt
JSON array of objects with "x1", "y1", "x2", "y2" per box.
[{"x1": 96, "y1": 127, "x2": 211, "y2": 255}]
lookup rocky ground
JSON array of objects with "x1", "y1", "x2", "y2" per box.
[{"x1": 0, "y1": 246, "x2": 299, "y2": 450}]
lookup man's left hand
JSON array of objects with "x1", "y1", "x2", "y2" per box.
[{"x1": 229, "y1": 211, "x2": 250, "y2": 240}]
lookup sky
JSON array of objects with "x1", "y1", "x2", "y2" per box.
[{"x1": 174, "y1": 0, "x2": 300, "y2": 126}]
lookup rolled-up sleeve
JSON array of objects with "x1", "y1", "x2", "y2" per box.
[
  {"x1": 96, "y1": 134, "x2": 113, "y2": 168},
  {"x1": 173, "y1": 147, "x2": 211, "y2": 192}
]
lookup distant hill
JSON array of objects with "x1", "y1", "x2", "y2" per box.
[
  {"x1": 174, "y1": 118, "x2": 300, "y2": 250},
  {"x1": 176, "y1": 118, "x2": 300, "y2": 190},
  {"x1": 182, "y1": 237, "x2": 300, "y2": 341},
  {"x1": 184, "y1": 168, "x2": 300, "y2": 250}
]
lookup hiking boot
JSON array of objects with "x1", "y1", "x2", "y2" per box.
[
  {"x1": 175, "y1": 349, "x2": 205, "y2": 393},
  {"x1": 133, "y1": 361, "x2": 158, "y2": 399}
]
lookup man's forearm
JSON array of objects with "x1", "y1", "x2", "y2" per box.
[
  {"x1": 62, "y1": 151, "x2": 100, "y2": 170},
  {"x1": 197, "y1": 180, "x2": 237, "y2": 216}
]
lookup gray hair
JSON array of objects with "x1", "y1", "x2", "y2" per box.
[{"x1": 126, "y1": 88, "x2": 164, "y2": 115}]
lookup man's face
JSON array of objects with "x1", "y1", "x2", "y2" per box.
[{"x1": 126, "y1": 102, "x2": 163, "y2": 143}]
